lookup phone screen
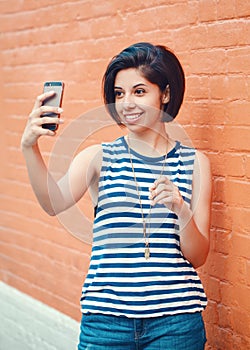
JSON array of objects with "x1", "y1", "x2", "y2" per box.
[{"x1": 42, "y1": 81, "x2": 64, "y2": 131}]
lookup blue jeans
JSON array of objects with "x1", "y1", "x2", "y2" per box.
[{"x1": 78, "y1": 312, "x2": 206, "y2": 349}]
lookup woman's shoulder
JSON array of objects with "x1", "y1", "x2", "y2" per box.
[
  {"x1": 195, "y1": 149, "x2": 210, "y2": 167},
  {"x1": 72, "y1": 144, "x2": 103, "y2": 176},
  {"x1": 101, "y1": 137, "x2": 126, "y2": 156},
  {"x1": 176, "y1": 141, "x2": 211, "y2": 174},
  {"x1": 178, "y1": 142, "x2": 209, "y2": 162},
  {"x1": 101, "y1": 136, "x2": 124, "y2": 148},
  {"x1": 76, "y1": 136, "x2": 124, "y2": 160},
  {"x1": 193, "y1": 149, "x2": 211, "y2": 181},
  {"x1": 77, "y1": 143, "x2": 102, "y2": 158}
]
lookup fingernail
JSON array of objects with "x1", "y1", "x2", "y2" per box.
[{"x1": 58, "y1": 108, "x2": 63, "y2": 113}]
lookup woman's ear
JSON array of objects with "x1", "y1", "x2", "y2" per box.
[
  {"x1": 162, "y1": 85, "x2": 170, "y2": 104},
  {"x1": 161, "y1": 85, "x2": 173, "y2": 122}
]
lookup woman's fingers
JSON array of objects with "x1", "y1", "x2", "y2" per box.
[
  {"x1": 21, "y1": 95, "x2": 64, "y2": 149},
  {"x1": 29, "y1": 116, "x2": 63, "y2": 129},
  {"x1": 150, "y1": 185, "x2": 174, "y2": 204},
  {"x1": 152, "y1": 175, "x2": 169, "y2": 187},
  {"x1": 149, "y1": 176, "x2": 183, "y2": 212},
  {"x1": 21, "y1": 121, "x2": 56, "y2": 149},
  {"x1": 30, "y1": 105, "x2": 63, "y2": 119},
  {"x1": 32, "y1": 90, "x2": 55, "y2": 110},
  {"x1": 149, "y1": 177, "x2": 173, "y2": 199}
]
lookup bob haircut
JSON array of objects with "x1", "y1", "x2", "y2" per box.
[{"x1": 102, "y1": 42, "x2": 185, "y2": 124}]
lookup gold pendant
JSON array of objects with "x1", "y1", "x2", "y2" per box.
[{"x1": 145, "y1": 247, "x2": 150, "y2": 260}]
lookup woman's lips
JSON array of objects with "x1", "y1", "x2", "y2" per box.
[{"x1": 123, "y1": 112, "x2": 143, "y2": 124}]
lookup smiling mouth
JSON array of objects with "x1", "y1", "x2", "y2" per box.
[{"x1": 123, "y1": 113, "x2": 143, "y2": 123}]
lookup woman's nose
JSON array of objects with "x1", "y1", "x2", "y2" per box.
[{"x1": 122, "y1": 94, "x2": 136, "y2": 109}]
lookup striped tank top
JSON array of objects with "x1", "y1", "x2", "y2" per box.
[{"x1": 80, "y1": 136, "x2": 207, "y2": 318}]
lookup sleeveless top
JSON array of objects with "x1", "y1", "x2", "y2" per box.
[{"x1": 80, "y1": 136, "x2": 207, "y2": 318}]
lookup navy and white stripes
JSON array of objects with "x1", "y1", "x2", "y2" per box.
[{"x1": 80, "y1": 136, "x2": 207, "y2": 318}]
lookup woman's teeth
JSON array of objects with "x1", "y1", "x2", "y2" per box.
[{"x1": 124, "y1": 113, "x2": 142, "y2": 121}]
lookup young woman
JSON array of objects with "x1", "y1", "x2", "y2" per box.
[{"x1": 21, "y1": 42, "x2": 212, "y2": 349}]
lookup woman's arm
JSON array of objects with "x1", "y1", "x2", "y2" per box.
[
  {"x1": 149, "y1": 150, "x2": 212, "y2": 268},
  {"x1": 22, "y1": 143, "x2": 101, "y2": 216},
  {"x1": 178, "y1": 151, "x2": 212, "y2": 267},
  {"x1": 21, "y1": 92, "x2": 102, "y2": 216}
]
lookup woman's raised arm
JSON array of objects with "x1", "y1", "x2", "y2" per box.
[{"x1": 21, "y1": 92, "x2": 102, "y2": 216}]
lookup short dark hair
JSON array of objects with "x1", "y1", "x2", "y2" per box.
[{"x1": 102, "y1": 42, "x2": 185, "y2": 124}]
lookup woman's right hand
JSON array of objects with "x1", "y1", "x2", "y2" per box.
[{"x1": 21, "y1": 91, "x2": 63, "y2": 150}]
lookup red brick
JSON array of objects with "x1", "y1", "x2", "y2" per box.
[
  {"x1": 220, "y1": 282, "x2": 238, "y2": 307},
  {"x1": 190, "y1": 49, "x2": 228, "y2": 75},
  {"x1": 218, "y1": 304, "x2": 233, "y2": 329},
  {"x1": 209, "y1": 325, "x2": 233, "y2": 349},
  {"x1": 198, "y1": 0, "x2": 217, "y2": 22},
  {"x1": 205, "y1": 251, "x2": 229, "y2": 280},
  {"x1": 206, "y1": 277, "x2": 221, "y2": 302},
  {"x1": 191, "y1": 101, "x2": 226, "y2": 125},
  {"x1": 210, "y1": 75, "x2": 248, "y2": 101},
  {"x1": 227, "y1": 101, "x2": 250, "y2": 125},
  {"x1": 246, "y1": 261, "x2": 250, "y2": 288},
  {"x1": 206, "y1": 22, "x2": 244, "y2": 48},
  {"x1": 224, "y1": 178, "x2": 250, "y2": 206},
  {"x1": 227, "y1": 257, "x2": 247, "y2": 285},
  {"x1": 217, "y1": 0, "x2": 236, "y2": 20},
  {"x1": 126, "y1": 3, "x2": 198, "y2": 35},
  {"x1": 232, "y1": 335, "x2": 250, "y2": 350},
  {"x1": 245, "y1": 156, "x2": 250, "y2": 178},
  {"x1": 209, "y1": 152, "x2": 245, "y2": 177},
  {"x1": 230, "y1": 233, "x2": 250, "y2": 259},
  {"x1": 231, "y1": 207, "x2": 250, "y2": 233},
  {"x1": 0, "y1": 0, "x2": 21, "y2": 13},
  {"x1": 213, "y1": 229, "x2": 232, "y2": 254},
  {"x1": 232, "y1": 307, "x2": 250, "y2": 336},
  {"x1": 227, "y1": 47, "x2": 250, "y2": 74},
  {"x1": 4, "y1": 272, "x2": 81, "y2": 321},
  {"x1": 186, "y1": 76, "x2": 209, "y2": 99},
  {"x1": 224, "y1": 126, "x2": 250, "y2": 152},
  {"x1": 235, "y1": 0, "x2": 250, "y2": 17},
  {"x1": 203, "y1": 300, "x2": 219, "y2": 324},
  {"x1": 213, "y1": 177, "x2": 226, "y2": 203}
]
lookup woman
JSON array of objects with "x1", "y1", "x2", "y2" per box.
[{"x1": 21, "y1": 42, "x2": 212, "y2": 349}]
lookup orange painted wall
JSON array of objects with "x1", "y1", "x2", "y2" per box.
[{"x1": 0, "y1": 1, "x2": 249, "y2": 349}]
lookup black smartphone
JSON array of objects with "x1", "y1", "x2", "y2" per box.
[{"x1": 42, "y1": 81, "x2": 64, "y2": 131}]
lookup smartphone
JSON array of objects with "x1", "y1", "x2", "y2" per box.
[{"x1": 42, "y1": 81, "x2": 64, "y2": 131}]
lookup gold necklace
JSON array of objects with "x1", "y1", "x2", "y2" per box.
[{"x1": 127, "y1": 137, "x2": 168, "y2": 260}]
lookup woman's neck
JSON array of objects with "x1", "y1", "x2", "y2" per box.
[{"x1": 126, "y1": 127, "x2": 174, "y2": 157}]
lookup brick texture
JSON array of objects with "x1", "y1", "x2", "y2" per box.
[{"x1": 0, "y1": 1, "x2": 249, "y2": 349}]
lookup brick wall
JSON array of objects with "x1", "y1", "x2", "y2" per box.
[{"x1": 0, "y1": 1, "x2": 249, "y2": 349}]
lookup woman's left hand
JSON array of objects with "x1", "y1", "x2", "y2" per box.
[{"x1": 149, "y1": 176, "x2": 184, "y2": 215}]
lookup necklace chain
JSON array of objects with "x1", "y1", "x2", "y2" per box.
[{"x1": 127, "y1": 137, "x2": 168, "y2": 260}]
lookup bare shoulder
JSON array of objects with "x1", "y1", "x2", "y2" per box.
[
  {"x1": 192, "y1": 149, "x2": 212, "y2": 205},
  {"x1": 194, "y1": 150, "x2": 211, "y2": 177},
  {"x1": 73, "y1": 143, "x2": 103, "y2": 176},
  {"x1": 76, "y1": 144, "x2": 102, "y2": 160}
]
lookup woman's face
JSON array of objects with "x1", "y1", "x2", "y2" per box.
[{"x1": 114, "y1": 68, "x2": 169, "y2": 131}]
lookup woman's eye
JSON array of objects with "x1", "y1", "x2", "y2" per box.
[
  {"x1": 135, "y1": 88, "x2": 145, "y2": 95},
  {"x1": 114, "y1": 90, "x2": 124, "y2": 98}
]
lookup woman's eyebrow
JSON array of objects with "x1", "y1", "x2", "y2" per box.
[
  {"x1": 114, "y1": 83, "x2": 147, "y2": 89},
  {"x1": 133, "y1": 83, "x2": 147, "y2": 88}
]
